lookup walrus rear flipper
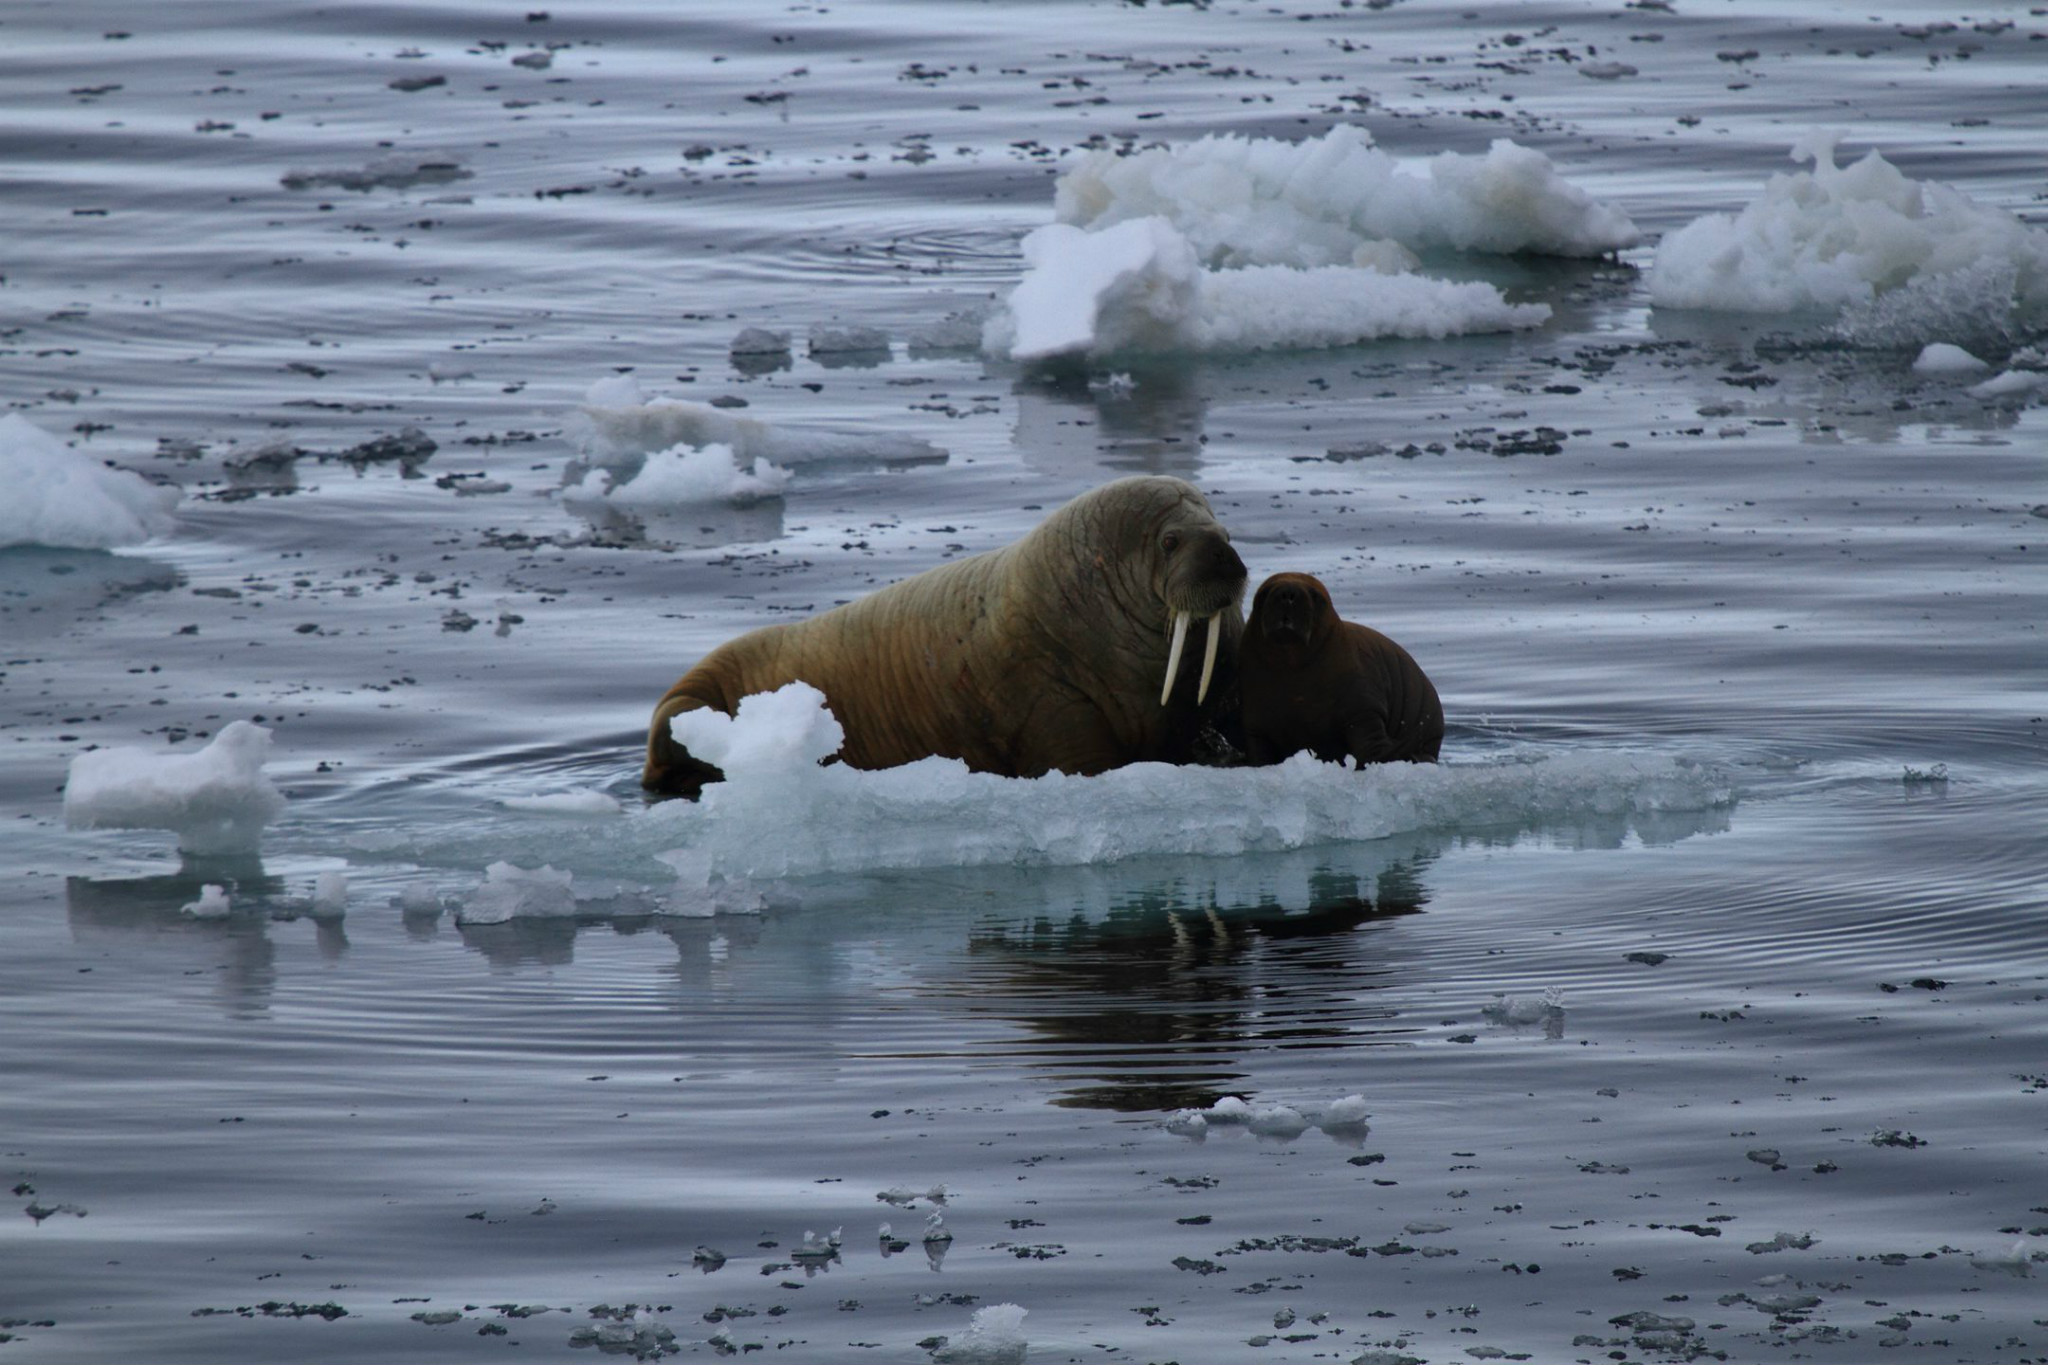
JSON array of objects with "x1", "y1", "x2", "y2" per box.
[{"x1": 643, "y1": 694, "x2": 728, "y2": 799}]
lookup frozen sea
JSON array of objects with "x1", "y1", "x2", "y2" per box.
[{"x1": 3, "y1": 1, "x2": 2045, "y2": 1361}]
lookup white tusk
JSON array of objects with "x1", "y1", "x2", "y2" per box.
[
  {"x1": 1196, "y1": 612, "x2": 1221, "y2": 706},
  {"x1": 1161, "y1": 610, "x2": 1190, "y2": 705}
]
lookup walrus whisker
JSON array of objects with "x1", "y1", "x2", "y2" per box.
[
  {"x1": 1161, "y1": 609, "x2": 1190, "y2": 705},
  {"x1": 1196, "y1": 612, "x2": 1221, "y2": 705}
]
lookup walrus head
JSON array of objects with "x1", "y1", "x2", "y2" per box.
[
  {"x1": 1144, "y1": 485, "x2": 1247, "y2": 707},
  {"x1": 1249, "y1": 572, "x2": 1335, "y2": 653}
]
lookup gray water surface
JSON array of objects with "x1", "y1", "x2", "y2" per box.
[{"x1": 3, "y1": 2, "x2": 2045, "y2": 1361}]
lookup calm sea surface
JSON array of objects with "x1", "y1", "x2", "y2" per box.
[{"x1": 3, "y1": 2, "x2": 2044, "y2": 1361}]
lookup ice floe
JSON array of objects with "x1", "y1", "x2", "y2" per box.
[
  {"x1": 984, "y1": 216, "x2": 1549, "y2": 363},
  {"x1": 643, "y1": 683, "x2": 1733, "y2": 901},
  {"x1": 0, "y1": 413, "x2": 180, "y2": 551},
  {"x1": 64, "y1": 721, "x2": 286, "y2": 855},
  {"x1": 1649, "y1": 134, "x2": 2048, "y2": 340},
  {"x1": 1054, "y1": 126, "x2": 1639, "y2": 265},
  {"x1": 572, "y1": 376, "x2": 941, "y2": 470}
]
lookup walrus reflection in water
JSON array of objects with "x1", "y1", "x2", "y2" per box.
[
  {"x1": 643, "y1": 475, "x2": 1248, "y2": 796},
  {"x1": 1237, "y1": 571, "x2": 1443, "y2": 767}
]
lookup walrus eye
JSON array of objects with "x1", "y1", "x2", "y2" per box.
[{"x1": 1161, "y1": 531, "x2": 1181, "y2": 553}]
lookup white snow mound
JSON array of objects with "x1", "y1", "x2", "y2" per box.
[
  {"x1": 0, "y1": 413, "x2": 180, "y2": 550},
  {"x1": 64, "y1": 721, "x2": 286, "y2": 855}
]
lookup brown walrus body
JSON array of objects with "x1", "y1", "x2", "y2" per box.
[
  {"x1": 1236, "y1": 572, "x2": 1443, "y2": 767},
  {"x1": 643, "y1": 476, "x2": 1248, "y2": 795}
]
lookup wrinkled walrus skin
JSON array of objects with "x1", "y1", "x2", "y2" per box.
[
  {"x1": 643, "y1": 476, "x2": 1248, "y2": 796},
  {"x1": 1236, "y1": 571, "x2": 1443, "y2": 767}
]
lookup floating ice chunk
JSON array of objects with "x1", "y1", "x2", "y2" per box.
[
  {"x1": 0, "y1": 414, "x2": 180, "y2": 550},
  {"x1": 1969, "y1": 1240, "x2": 2035, "y2": 1277},
  {"x1": 647, "y1": 684, "x2": 1734, "y2": 889},
  {"x1": 985, "y1": 216, "x2": 1548, "y2": 363},
  {"x1": 396, "y1": 883, "x2": 444, "y2": 916},
  {"x1": 729, "y1": 326, "x2": 792, "y2": 356},
  {"x1": 1912, "y1": 343, "x2": 1991, "y2": 374},
  {"x1": 877, "y1": 1183, "x2": 948, "y2": 1207},
  {"x1": 1968, "y1": 368, "x2": 2048, "y2": 400},
  {"x1": 311, "y1": 870, "x2": 349, "y2": 917},
  {"x1": 562, "y1": 441, "x2": 791, "y2": 508},
  {"x1": 1054, "y1": 126, "x2": 1638, "y2": 264},
  {"x1": 1247, "y1": 1103, "x2": 1311, "y2": 1140},
  {"x1": 1318, "y1": 1093, "x2": 1371, "y2": 1131},
  {"x1": 502, "y1": 789, "x2": 624, "y2": 815},
  {"x1": 280, "y1": 154, "x2": 470, "y2": 193},
  {"x1": 64, "y1": 720, "x2": 286, "y2": 855},
  {"x1": 795, "y1": 1227, "x2": 843, "y2": 1261},
  {"x1": 921, "y1": 1210, "x2": 953, "y2": 1244},
  {"x1": 808, "y1": 324, "x2": 891, "y2": 356},
  {"x1": 1482, "y1": 985, "x2": 1565, "y2": 1025},
  {"x1": 574, "y1": 379, "x2": 941, "y2": 468},
  {"x1": 180, "y1": 884, "x2": 232, "y2": 919},
  {"x1": 933, "y1": 1303, "x2": 1027, "y2": 1365},
  {"x1": 1649, "y1": 134, "x2": 2048, "y2": 327},
  {"x1": 455, "y1": 861, "x2": 577, "y2": 924}
]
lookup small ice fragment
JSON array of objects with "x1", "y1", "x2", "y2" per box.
[
  {"x1": 1746, "y1": 1148, "x2": 1783, "y2": 1167},
  {"x1": 729, "y1": 326, "x2": 792, "y2": 356},
  {"x1": 65, "y1": 720, "x2": 286, "y2": 854},
  {"x1": 1578, "y1": 60, "x2": 1637, "y2": 79},
  {"x1": 1481, "y1": 986, "x2": 1564, "y2": 1025},
  {"x1": 1203, "y1": 1096, "x2": 1253, "y2": 1123},
  {"x1": 1912, "y1": 342, "x2": 1990, "y2": 374},
  {"x1": 397, "y1": 884, "x2": 443, "y2": 916},
  {"x1": 1404, "y1": 1221, "x2": 1451, "y2": 1235},
  {"x1": 502, "y1": 789, "x2": 624, "y2": 815},
  {"x1": 310, "y1": 870, "x2": 348, "y2": 917},
  {"x1": 922, "y1": 1210, "x2": 953, "y2": 1244},
  {"x1": 691, "y1": 1245, "x2": 726, "y2": 1270},
  {"x1": 427, "y1": 359, "x2": 476, "y2": 383},
  {"x1": 1745, "y1": 1231, "x2": 1816, "y2": 1253},
  {"x1": 1273, "y1": 1307, "x2": 1295, "y2": 1329},
  {"x1": 454, "y1": 861, "x2": 576, "y2": 924},
  {"x1": 808, "y1": 324, "x2": 891, "y2": 356},
  {"x1": 1247, "y1": 1104, "x2": 1310, "y2": 1140},
  {"x1": 180, "y1": 884, "x2": 232, "y2": 919},
  {"x1": 1969, "y1": 1240, "x2": 2033, "y2": 1276},
  {"x1": 1164, "y1": 1109, "x2": 1209, "y2": 1139},
  {"x1": 876, "y1": 1183, "x2": 947, "y2": 1207},
  {"x1": 932, "y1": 1303, "x2": 1027, "y2": 1365},
  {"x1": 1320, "y1": 1093, "x2": 1370, "y2": 1130},
  {"x1": 562, "y1": 441, "x2": 791, "y2": 508}
]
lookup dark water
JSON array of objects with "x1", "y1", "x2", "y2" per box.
[{"x1": 3, "y1": 2, "x2": 2045, "y2": 1361}]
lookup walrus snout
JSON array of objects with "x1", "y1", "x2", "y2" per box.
[{"x1": 1261, "y1": 578, "x2": 1315, "y2": 640}]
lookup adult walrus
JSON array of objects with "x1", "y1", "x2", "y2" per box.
[
  {"x1": 642, "y1": 476, "x2": 1248, "y2": 796},
  {"x1": 1236, "y1": 571, "x2": 1443, "y2": 767}
]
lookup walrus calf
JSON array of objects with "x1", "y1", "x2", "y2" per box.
[
  {"x1": 1236, "y1": 571, "x2": 1443, "y2": 767},
  {"x1": 643, "y1": 475, "x2": 1248, "y2": 795}
]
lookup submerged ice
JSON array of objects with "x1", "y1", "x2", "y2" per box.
[{"x1": 573, "y1": 376, "x2": 941, "y2": 470}]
